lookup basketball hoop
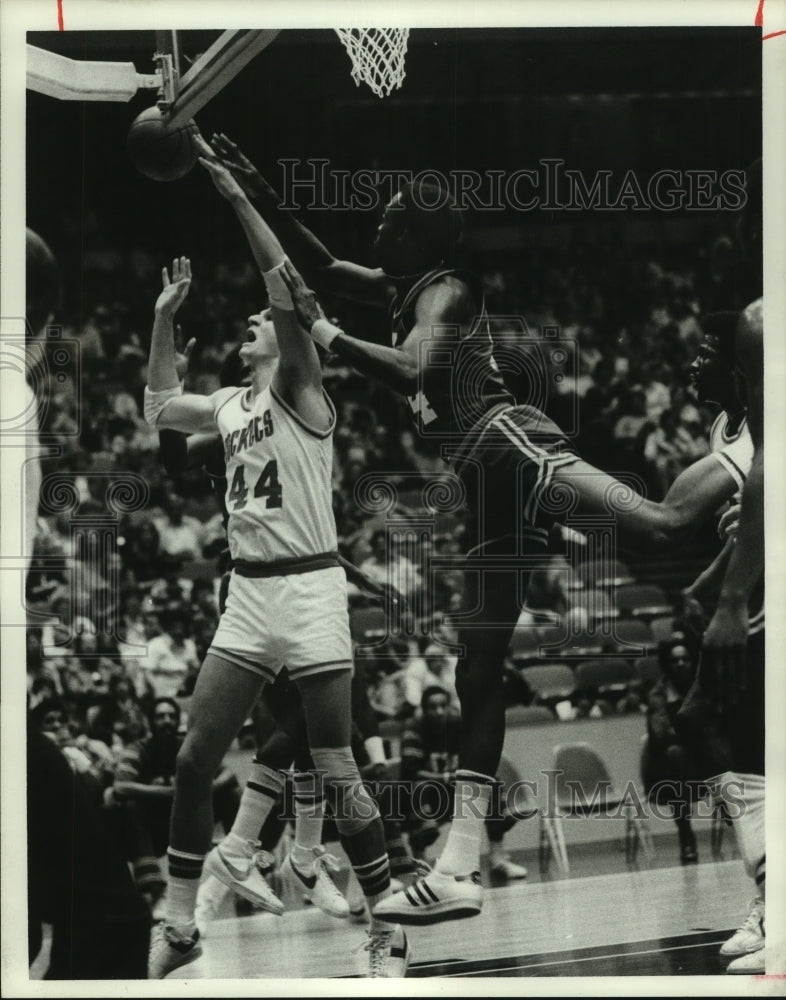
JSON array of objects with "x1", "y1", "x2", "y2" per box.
[{"x1": 334, "y1": 28, "x2": 410, "y2": 98}]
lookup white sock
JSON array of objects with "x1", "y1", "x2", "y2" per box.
[
  {"x1": 291, "y1": 771, "x2": 326, "y2": 873},
  {"x1": 229, "y1": 761, "x2": 284, "y2": 842},
  {"x1": 436, "y1": 770, "x2": 493, "y2": 876},
  {"x1": 165, "y1": 848, "x2": 205, "y2": 932},
  {"x1": 489, "y1": 842, "x2": 507, "y2": 866}
]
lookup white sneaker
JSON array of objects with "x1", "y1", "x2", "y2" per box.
[
  {"x1": 204, "y1": 839, "x2": 284, "y2": 916},
  {"x1": 360, "y1": 924, "x2": 410, "y2": 978},
  {"x1": 720, "y1": 896, "x2": 765, "y2": 957},
  {"x1": 195, "y1": 873, "x2": 231, "y2": 935},
  {"x1": 490, "y1": 856, "x2": 529, "y2": 880},
  {"x1": 726, "y1": 948, "x2": 765, "y2": 974},
  {"x1": 372, "y1": 868, "x2": 482, "y2": 925},
  {"x1": 282, "y1": 846, "x2": 350, "y2": 919},
  {"x1": 148, "y1": 923, "x2": 202, "y2": 979}
]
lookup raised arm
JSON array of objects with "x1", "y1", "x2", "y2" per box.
[
  {"x1": 209, "y1": 132, "x2": 393, "y2": 308},
  {"x1": 282, "y1": 261, "x2": 475, "y2": 396},
  {"x1": 145, "y1": 257, "x2": 216, "y2": 434},
  {"x1": 197, "y1": 146, "x2": 330, "y2": 430}
]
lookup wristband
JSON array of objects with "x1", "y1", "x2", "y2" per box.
[
  {"x1": 263, "y1": 258, "x2": 294, "y2": 310},
  {"x1": 311, "y1": 318, "x2": 342, "y2": 351},
  {"x1": 144, "y1": 383, "x2": 183, "y2": 427}
]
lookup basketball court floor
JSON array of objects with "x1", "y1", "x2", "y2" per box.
[{"x1": 184, "y1": 859, "x2": 750, "y2": 980}]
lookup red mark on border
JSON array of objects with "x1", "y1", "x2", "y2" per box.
[
  {"x1": 57, "y1": 0, "x2": 64, "y2": 30},
  {"x1": 755, "y1": 0, "x2": 785, "y2": 40}
]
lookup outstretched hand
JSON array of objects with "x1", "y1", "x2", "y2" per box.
[
  {"x1": 209, "y1": 132, "x2": 266, "y2": 199},
  {"x1": 680, "y1": 588, "x2": 708, "y2": 637},
  {"x1": 718, "y1": 503, "x2": 740, "y2": 541},
  {"x1": 155, "y1": 257, "x2": 192, "y2": 316},
  {"x1": 194, "y1": 134, "x2": 247, "y2": 203},
  {"x1": 281, "y1": 259, "x2": 324, "y2": 330}
]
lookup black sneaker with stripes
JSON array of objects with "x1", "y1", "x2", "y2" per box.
[{"x1": 372, "y1": 868, "x2": 482, "y2": 925}]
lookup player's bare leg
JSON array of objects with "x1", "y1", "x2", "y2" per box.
[
  {"x1": 297, "y1": 668, "x2": 409, "y2": 977},
  {"x1": 149, "y1": 653, "x2": 276, "y2": 978},
  {"x1": 375, "y1": 563, "x2": 524, "y2": 924}
]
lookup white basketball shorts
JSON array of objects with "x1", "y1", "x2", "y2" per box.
[{"x1": 208, "y1": 565, "x2": 353, "y2": 683}]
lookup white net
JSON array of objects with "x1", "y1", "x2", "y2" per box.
[{"x1": 334, "y1": 28, "x2": 410, "y2": 98}]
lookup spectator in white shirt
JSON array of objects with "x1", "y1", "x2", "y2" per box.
[
  {"x1": 155, "y1": 493, "x2": 204, "y2": 563},
  {"x1": 403, "y1": 642, "x2": 459, "y2": 712},
  {"x1": 140, "y1": 608, "x2": 199, "y2": 700},
  {"x1": 358, "y1": 529, "x2": 422, "y2": 601}
]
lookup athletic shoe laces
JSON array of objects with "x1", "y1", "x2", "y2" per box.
[
  {"x1": 358, "y1": 928, "x2": 393, "y2": 976},
  {"x1": 251, "y1": 847, "x2": 276, "y2": 875},
  {"x1": 311, "y1": 846, "x2": 342, "y2": 874},
  {"x1": 741, "y1": 896, "x2": 765, "y2": 933}
]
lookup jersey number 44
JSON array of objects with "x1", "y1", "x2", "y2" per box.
[{"x1": 227, "y1": 460, "x2": 283, "y2": 511}]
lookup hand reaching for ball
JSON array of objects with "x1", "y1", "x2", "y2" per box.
[
  {"x1": 193, "y1": 133, "x2": 247, "y2": 203},
  {"x1": 210, "y1": 132, "x2": 267, "y2": 200},
  {"x1": 155, "y1": 256, "x2": 192, "y2": 316}
]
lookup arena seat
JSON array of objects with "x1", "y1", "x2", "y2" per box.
[
  {"x1": 569, "y1": 587, "x2": 617, "y2": 623},
  {"x1": 540, "y1": 742, "x2": 651, "y2": 875},
  {"x1": 635, "y1": 655, "x2": 663, "y2": 687},
  {"x1": 593, "y1": 559, "x2": 636, "y2": 589},
  {"x1": 614, "y1": 583, "x2": 673, "y2": 620},
  {"x1": 505, "y1": 704, "x2": 556, "y2": 725},
  {"x1": 538, "y1": 625, "x2": 605, "y2": 659},
  {"x1": 605, "y1": 618, "x2": 655, "y2": 655},
  {"x1": 349, "y1": 606, "x2": 387, "y2": 641},
  {"x1": 649, "y1": 616, "x2": 677, "y2": 644},
  {"x1": 574, "y1": 658, "x2": 634, "y2": 697},
  {"x1": 508, "y1": 626, "x2": 541, "y2": 664},
  {"x1": 521, "y1": 663, "x2": 576, "y2": 706}
]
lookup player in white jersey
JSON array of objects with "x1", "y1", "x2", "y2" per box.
[
  {"x1": 681, "y1": 165, "x2": 766, "y2": 973},
  {"x1": 143, "y1": 147, "x2": 408, "y2": 979},
  {"x1": 699, "y1": 302, "x2": 766, "y2": 975}
]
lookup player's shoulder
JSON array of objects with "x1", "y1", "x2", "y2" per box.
[
  {"x1": 414, "y1": 271, "x2": 478, "y2": 320},
  {"x1": 210, "y1": 385, "x2": 248, "y2": 419}
]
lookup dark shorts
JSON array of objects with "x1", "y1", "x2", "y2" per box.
[{"x1": 453, "y1": 404, "x2": 580, "y2": 555}]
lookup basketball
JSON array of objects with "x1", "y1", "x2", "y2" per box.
[{"x1": 127, "y1": 106, "x2": 198, "y2": 182}]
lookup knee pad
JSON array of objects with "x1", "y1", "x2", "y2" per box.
[{"x1": 310, "y1": 746, "x2": 380, "y2": 836}]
